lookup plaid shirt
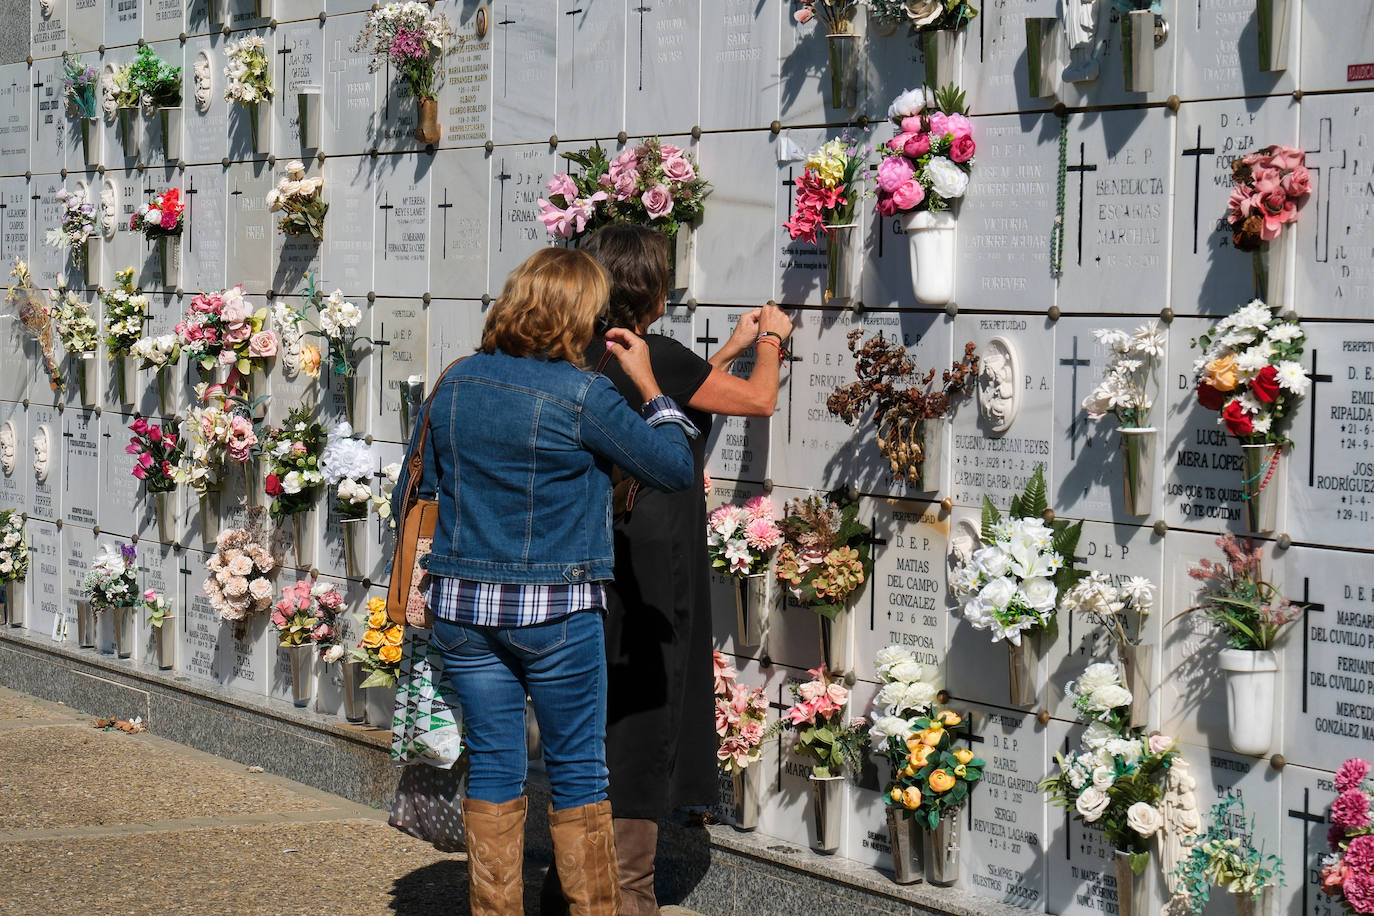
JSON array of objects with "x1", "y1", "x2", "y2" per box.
[{"x1": 428, "y1": 393, "x2": 694, "y2": 628}]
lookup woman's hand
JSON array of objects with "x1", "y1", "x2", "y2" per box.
[{"x1": 603, "y1": 327, "x2": 663, "y2": 403}]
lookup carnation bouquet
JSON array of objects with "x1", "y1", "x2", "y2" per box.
[
  {"x1": 865, "y1": 0, "x2": 978, "y2": 34},
  {"x1": 1191, "y1": 299, "x2": 1306, "y2": 446},
  {"x1": 1227, "y1": 145, "x2": 1309, "y2": 253},
  {"x1": 1041, "y1": 663, "x2": 1179, "y2": 873},
  {"x1": 1173, "y1": 795, "x2": 1283, "y2": 915},
  {"x1": 175, "y1": 285, "x2": 278, "y2": 394},
  {"x1": 130, "y1": 187, "x2": 184, "y2": 239},
  {"x1": 875, "y1": 84, "x2": 974, "y2": 218},
  {"x1": 126, "y1": 44, "x2": 182, "y2": 109},
  {"x1": 262, "y1": 406, "x2": 327, "y2": 518},
  {"x1": 270, "y1": 578, "x2": 344, "y2": 654},
  {"x1": 101, "y1": 268, "x2": 150, "y2": 358},
  {"x1": 1322, "y1": 758, "x2": 1374, "y2": 915},
  {"x1": 8, "y1": 259, "x2": 64, "y2": 391},
  {"x1": 827, "y1": 331, "x2": 979, "y2": 484},
  {"x1": 351, "y1": 595, "x2": 403, "y2": 687},
  {"x1": 267, "y1": 160, "x2": 328, "y2": 241},
  {"x1": 707, "y1": 495, "x2": 781, "y2": 577},
  {"x1": 774, "y1": 664, "x2": 867, "y2": 779},
  {"x1": 1081, "y1": 322, "x2": 1165, "y2": 429},
  {"x1": 61, "y1": 51, "x2": 99, "y2": 120},
  {"x1": 320, "y1": 423, "x2": 390, "y2": 521},
  {"x1": 81, "y1": 542, "x2": 139, "y2": 612},
  {"x1": 1182, "y1": 533, "x2": 1301, "y2": 652},
  {"x1": 713, "y1": 650, "x2": 769, "y2": 773},
  {"x1": 950, "y1": 465, "x2": 1085, "y2": 646},
  {"x1": 126, "y1": 417, "x2": 184, "y2": 494},
  {"x1": 781, "y1": 136, "x2": 869, "y2": 301},
  {"x1": 881, "y1": 708, "x2": 982, "y2": 830},
  {"x1": 537, "y1": 138, "x2": 709, "y2": 245},
  {"x1": 223, "y1": 36, "x2": 272, "y2": 106},
  {"x1": 44, "y1": 187, "x2": 98, "y2": 265},
  {"x1": 351, "y1": 2, "x2": 454, "y2": 101},
  {"x1": 774, "y1": 490, "x2": 873, "y2": 620},
  {"x1": 204, "y1": 522, "x2": 276, "y2": 622},
  {"x1": 0, "y1": 510, "x2": 29, "y2": 584}
]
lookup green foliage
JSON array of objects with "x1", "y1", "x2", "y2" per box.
[
  {"x1": 1172, "y1": 796, "x2": 1284, "y2": 913},
  {"x1": 126, "y1": 45, "x2": 183, "y2": 108},
  {"x1": 933, "y1": 82, "x2": 969, "y2": 116}
]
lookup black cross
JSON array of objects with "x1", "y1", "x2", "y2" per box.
[
  {"x1": 1060, "y1": 336, "x2": 1092, "y2": 459},
  {"x1": 383, "y1": 57, "x2": 392, "y2": 120},
  {"x1": 865, "y1": 519, "x2": 887, "y2": 632},
  {"x1": 565, "y1": 5, "x2": 584, "y2": 90},
  {"x1": 1065, "y1": 143, "x2": 1098, "y2": 267},
  {"x1": 1182, "y1": 125, "x2": 1216, "y2": 255},
  {"x1": 31, "y1": 72, "x2": 45, "y2": 142},
  {"x1": 230, "y1": 185, "x2": 245, "y2": 259},
  {"x1": 978, "y1": 11, "x2": 985, "y2": 62},
  {"x1": 495, "y1": 161, "x2": 512, "y2": 253},
  {"x1": 695, "y1": 318, "x2": 719, "y2": 359},
  {"x1": 378, "y1": 192, "x2": 394, "y2": 260},
  {"x1": 437, "y1": 187, "x2": 454, "y2": 258},
  {"x1": 781, "y1": 167, "x2": 797, "y2": 215},
  {"x1": 1304, "y1": 117, "x2": 1347, "y2": 264},
  {"x1": 1298, "y1": 576, "x2": 1327, "y2": 714},
  {"x1": 184, "y1": 178, "x2": 198, "y2": 253},
  {"x1": 784, "y1": 348, "x2": 803, "y2": 443},
  {"x1": 497, "y1": 7, "x2": 517, "y2": 98},
  {"x1": 964, "y1": 724, "x2": 985, "y2": 831},
  {"x1": 1307, "y1": 350, "x2": 1335, "y2": 486},
  {"x1": 0, "y1": 199, "x2": 9, "y2": 260},
  {"x1": 1287, "y1": 787, "x2": 1328, "y2": 916},
  {"x1": 373, "y1": 322, "x2": 392, "y2": 407},
  {"x1": 277, "y1": 42, "x2": 295, "y2": 112},
  {"x1": 633, "y1": 4, "x2": 651, "y2": 92}
]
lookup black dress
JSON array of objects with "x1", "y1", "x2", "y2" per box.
[{"x1": 592, "y1": 334, "x2": 719, "y2": 820}]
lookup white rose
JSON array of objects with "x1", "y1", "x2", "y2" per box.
[
  {"x1": 869, "y1": 715, "x2": 910, "y2": 748},
  {"x1": 1090, "y1": 684, "x2": 1133, "y2": 712},
  {"x1": 974, "y1": 545, "x2": 1011, "y2": 578},
  {"x1": 903, "y1": 0, "x2": 944, "y2": 28},
  {"x1": 889, "y1": 659, "x2": 924, "y2": 684},
  {"x1": 1083, "y1": 721, "x2": 1116, "y2": 752},
  {"x1": 1126, "y1": 802, "x2": 1162, "y2": 838},
  {"x1": 887, "y1": 87, "x2": 925, "y2": 120},
  {"x1": 265, "y1": 189, "x2": 282, "y2": 211},
  {"x1": 1105, "y1": 737, "x2": 1143, "y2": 766},
  {"x1": 1020, "y1": 576, "x2": 1057, "y2": 613},
  {"x1": 1091, "y1": 766, "x2": 1115, "y2": 789},
  {"x1": 1075, "y1": 786, "x2": 1110, "y2": 823},
  {"x1": 978, "y1": 576, "x2": 1017, "y2": 612},
  {"x1": 282, "y1": 471, "x2": 304, "y2": 494}
]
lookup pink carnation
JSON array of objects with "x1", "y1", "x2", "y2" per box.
[
  {"x1": 1344, "y1": 869, "x2": 1374, "y2": 913},
  {"x1": 1334, "y1": 791, "x2": 1372, "y2": 830},
  {"x1": 744, "y1": 496, "x2": 775, "y2": 520},
  {"x1": 1347, "y1": 835, "x2": 1374, "y2": 872},
  {"x1": 1337, "y1": 759, "x2": 1371, "y2": 793},
  {"x1": 744, "y1": 517, "x2": 781, "y2": 551}
]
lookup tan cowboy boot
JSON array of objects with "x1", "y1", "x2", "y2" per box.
[
  {"x1": 613, "y1": 817, "x2": 660, "y2": 916},
  {"x1": 461, "y1": 796, "x2": 528, "y2": 916},
  {"x1": 548, "y1": 800, "x2": 621, "y2": 916}
]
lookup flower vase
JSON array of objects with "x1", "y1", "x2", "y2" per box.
[
  {"x1": 76, "y1": 600, "x2": 96, "y2": 648},
  {"x1": 341, "y1": 517, "x2": 367, "y2": 578},
  {"x1": 400, "y1": 377, "x2": 425, "y2": 440},
  {"x1": 1006, "y1": 633, "x2": 1040, "y2": 707},
  {"x1": 115, "y1": 356, "x2": 138, "y2": 408},
  {"x1": 296, "y1": 90, "x2": 321, "y2": 149},
  {"x1": 1114, "y1": 849, "x2": 1152, "y2": 916},
  {"x1": 80, "y1": 117, "x2": 100, "y2": 166},
  {"x1": 734, "y1": 573, "x2": 771, "y2": 648},
  {"x1": 1235, "y1": 886, "x2": 1277, "y2": 916},
  {"x1": 1118, "y1": 642, "x2": 1154, "y2": 729},
  {"x1": 922, "y1": 815, "x2": 961, "y2": 886},
  {"x1": 1025, "y1": 17, "x2": 1059, "y2": 98},
  {"x1": 247, "y1": 461, "x2": 267, "y2": 508},
  {"x1": 117, "y1": 107, "x2": 139, "y2": 156},
  {"x1": 292, "y1": 512, "x2": 315, "y2": 570},
  {"x1": 114, "y1": 606, "x2": 136, "y2": 658},
  {"x1": 199, "y1": 489, "x2": 221, "y2": 545},
  {"x1": 153, "y1": 617, "x2": 176, "y2": 669},
  {"x1": 1118, "y1": 427, "x2": 1157, "y2": 517},
  {"x1": 158, "y1": 236, "x2": 180, "y2": 289},
  {"x1": 825, "y1": 32, "x2": 860, "y2": 110},
  {"x1": 1121, "y1": 10, "x2": 1156, "y2": 93},
  {"x1": 76, "y1": 352, "x2": 98, "y2": 407},
  {"x1": 922, "y1": 29, "x2": 959, "y2": 89},
  {"x1": 204, "y1": 0, "x2": 218, "y2": 23},
  {"x1": 1252, "y1": 232, "x2": 1290, "y2": 312},
  {"x1": 1218, "y1": 648, "x2": 1278, "y2": 756},
  {"x1": 1240, "y1": 443, "x2": 1280, "y2": 534},
  {"x1": 340, "y1": 658, "x2": 367, "y2": 722},
  {"x1": 285, "y1": 643, "x2": 313, "y2": 707},
  {"x1": 82, "y1": 239, "x2": 100, "y2": 286},
  {"x1": 732, "y1": 764, "x2": 762, "y2": 831},
  {"x1": 899, "y1": 209, "x2": 956, "y2": 305},
  {"x1": 886, "y1": 808, "x2": 923, "y2": 885},
  {"x1": 156, "y1": 368, "x2": 174, "y2": 414},
  {"x1": 808, "y1": 774, "x2": 844, "y2": 854},
  {"x1": 154, "y1": 490, "x2": 177, "y2": 543},
  {"x1": 3, "y1": 579, "x2": 24, "y2": 628},
  {"x1": 820, "y1": 610, "x2": 853, "y2": 674},
  {"x1": 1256, "y1": 0, "x2": 1291, "y2": 72},
  {"x1": 670, "y1": 222, "x2": 696, "y2": 292},
  {"x1": 824, "y1": 222, "x2": 859, "y2": 304},
  {"x1": 247, "y1": 101, "x2": 270, "y2": 155},
  {"x1": 914, "y1": 416, "x2": 945, "y2": 490},
  {"x1": 414, "y1": 96, "x2": 441, "y2": 145},
  {"x1": 342, "y1": 372, "x2": 359, "y2": 426},
  {"x1": 158, "y1": 107, "x2": 182, "y2": 161},
  {"x1": 254, "y1": 0, "x2": 271, "y2": 18}
]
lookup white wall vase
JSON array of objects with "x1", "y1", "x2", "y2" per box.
[
  {"x1": 825, "y1": 31, "x2": 861, "y2": 111},
  {"x1": 1025, "y1": 17, "x2": 1059, "y2": 98},
  {"x1": 734, "y1": 572, "x2": 771, "y2": 648},
  {"x1": 1218, "y1": 647, "x2": 1278, "y2": 756},
  {"x1": 1006, "y1": 632, "x2": 1040, "y2": 707},
  {"x1": 887, "y1": 808, "x2": 923, "y2": 884},
  {"x1": 922, "y1": 814, "x2": 960, "y2": 886},
  {"x1": 899, "y1": 209, "x2": 956, "y2": 305},
  {"x1": 156, "y1": 367, "x2": 175, "y2": 415},
  {"x1": 820, "y1": 608, "x2": 853, "y2": 674},
  {"x1": 1256, "y1": 0, "x2": 1291, "y2": 72},
  {"x1": 809, "y1": 774, "x2": 844, "y2": 854},
  {"x1": 113, "y1": 606, "x2": 136, "y2": 658},
  {"x1": 1118, "y1": 427, "x2": 1157, "y2": 517},
  {"x1": 824, "y1": 222, "x2": 859, "y2": 304},
  {"x1": 1240, "y1": 443, "x2": 1280, "y2": 534},
  {"x1": 153, "y1": 617, "x2": 176, "y2": 669},
  {"x1": 732, "y1": 764, "x2": 762, "y2": 831},
  {"x1": 1118, "y1": 641, "x2": 1154, "y2": 729},
  {"x1": 1121, "y1": 10, "x2": 1157, "y2": 93},
  {"x1": 285, "y1": 643, "x2": 313, "y2": 707},
  {"x1": 1114, "y1": 848, "x2": 1154, "y2": 916},
  {"x1": 2, "y1": 579, "x2": 23, "y2": 627},
  {"x1": 1252, "y1": 230, "x2": 1290, "y2": 312}
]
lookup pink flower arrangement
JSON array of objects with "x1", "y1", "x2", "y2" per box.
[
  {"x1": 130, "y1": 187, "x2": 184, "y2": 238},
  {"x1": 875, "y1": 84, "x2": 974, "y2": 218},
  {"x1": 1227, "y1": 145, "x2": 1311, "y2": 252},
  {"x1": 271, "y1": 578, "x2": 345, "y2": 653},
  {"x1": 174, "y1": 285, "x2": 278, "y2": 395},
  {"x1": 713, "y1": 650, "x2": 769, "y2": 773},
  {"x1": 778, "y1": 664, "x2": 867, "y2": 778},
  {"x1": 126, "y1": 417, "x2": 183, "y2": 493},
  {"x1": 782, "y1": 135, "x2": 868, "y2": 246},
  {"x1": 204, "y1": 524, "x2": 276, "y2": 622},
  {"x1": 1323, "y1": 757, "x2": 1374, "y2": 914},
  {"x1": 707, "y1": 496, "x2": 781, "y2": 577}
]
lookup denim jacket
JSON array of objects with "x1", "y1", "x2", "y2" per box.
[{"x1": 391, "y1": 349, "x2": 695, "y2": 585}]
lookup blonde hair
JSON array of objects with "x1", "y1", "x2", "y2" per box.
[{"x1": 481, "y1": 248, "x2": 609, "y2": 368}]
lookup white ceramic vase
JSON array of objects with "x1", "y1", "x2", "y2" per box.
[{"x1": 899, "y1": 209, "x2": 956, "y2": 305}]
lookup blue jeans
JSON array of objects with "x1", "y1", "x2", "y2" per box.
[{"x1": 430, "y1": 610, "x2": 609, "y2": 811}]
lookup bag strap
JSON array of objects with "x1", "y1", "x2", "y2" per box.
[{"x1": 398, "y1": 356, "x2": 468, "y2": 518}]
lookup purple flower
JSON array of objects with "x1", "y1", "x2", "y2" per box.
[
  {"x1": 388, "y1": 27, "x2": 427, "y2": 62},
  {"x1": 120, "y1": 543, "x2": 137, "y2": 564}
]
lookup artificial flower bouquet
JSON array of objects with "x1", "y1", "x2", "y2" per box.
[
  {"x1": 50, "y1": 280, "x2": 99, "y2": 358},
  {"x1": 175, "y1": 285, "x2": 278, "y2": 392},
  {"x1": 794, "y1": 0, "x2": 858, "y2": 31},
  {"x1": 126, "y1": 44, "x2": 182, "y2": 109},
  {"x1": 1322, "y1": 758, "x2": 1374, "y2": 915},
  {"x1": 881, "y1": 708, "x2": 982, "y2": 830},
  {"x1": 320, "y1": 423, "x2": 390, "y2": 521},
  {"x1": 8, "y1": 260, "x2": 63, "y2": 391},
  {"x1": 126, "y1": 417, "x2": 184, "y2": 494},
  {"x1": 204, "y1": 522, "x2": 276, "y2": 622},
  {"x1": 0, "y1": 510, "x2": 29, "y2": 584},
  {"x1": 774, "y1": 490, "x2": 874, "y2": 620},
  {"x1": 270, "y1": 578, "x2": 344, "y2": 654},
  {"x1": 866, "y1": 0, "x2": 978, "y2": 34},
  {"x1": 44, "y1": 187, "x2": 97, "y2": 265},
  {"x1": 223, "y1": 36, "x2": 273, "y2": 106},
  {"x1": 713, "y1": 650, "x2": 769, "y2": 773},
  {"x1": 782, "y1": 136, "x2": 869, "y2": 301},
  {"x1": 1082, "y1": 322, "x2": 1165, "y2": 429},
  {"x1": 1192, "y1": 300, "x2": 1306, "y2": 445},
  {"x1": 351, "y1": 595, "x2": 403, "y2": 687},
  {"x1": 60, "y1": 51, "x2": 99, "y2": 120},
  {"x1": 707, "y1": 496, "x2": 781, "y2": 577},
  {"x1": 142, "y1": 588, "x2": 172, "y2": 628},
  {"x1": 1173, "y1": 795, "x2": 1283, "y2": 915},
  {"x1": 1061, "y1": 571, "x2": 1155, "y2": 658},
  {"x1": 81, "y1": 542, "x2": 139, "y2": 613},
  {"x1": 288, "y1": 278, "x2": 367, "y2": 416},
  {"x1": 1184, "y1": 533, "x2": 1301, "y2": 652},
  {"x1": 174, "y1": 399, "x2": 257, "y2": 495},
  {"x1": 102, "y1": 268, "x2": 150, "y2": 358},
  {"x1": 827, "y1": 331, "x2": 979, "y2": 484},
  {"x1": 262, "y1": 407, "x2": 327, "y2": 519},
  {"x1": 1227, "y1": 145, "x2": 1309, "y2": 252},
  {"x1": 351, "y1": 2, "x2": 454, "y2": 101},
  {"x1": 131, "y1": 333, "x2": 181, "y2": 372},
  {"x1": 869, "y1": 644, "x2": 940, "y2": 727},
  {"x1": 777, "y1": 664, "x2": 867, "y2": 779},
  {"x1": 538, "y1": 138, "x2": 709, "y2": 245},
  {"x1": 268, "y1": 161, "x2": 328, "y2": 242},
  {"x1": 875, "y1": 84, "x2": 974, "y2": 218},
  {"x1": 131, "y1": 187, "x2": 184, "y2": 239}
]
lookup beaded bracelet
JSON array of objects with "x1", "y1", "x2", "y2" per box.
[{"x1": 756, "y1": 336, "x2": 786, "y2": 364}]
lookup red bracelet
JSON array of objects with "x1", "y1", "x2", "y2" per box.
[{"x1": 756, "y1": 336, "x2": 786, "y2": 363}]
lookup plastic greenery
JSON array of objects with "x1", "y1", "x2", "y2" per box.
[
  {"x1": 1172, "y1": 796, "x2": 1284, "y2": 914},
  {"x1": 769, "y1": 664, "x2": 867, "y2": 779},
  {"x1": 865, "y1": 0, "x2": 978, "y2": 33},
  {"x1": 142, "y1": 589, "x2": 172, "y2": 628},
  {"x1": 774, "y1": 489, "x2": 873, "y2": 620},
  {"x1": 111, "y1": 63, "x2": 139, "y2": 109},
  {"x1": 882, "y1": 708, "x2": 983, "y2": 829},
  {"x1": 60, "y1": 52, "x2": 99, "y2": 119},
  {"x1": 126, "y1": 45, "x2": 182, "y2": 108},
  {"x1": 1182, "y1": 533, "x2": 1302, "y2": 651}
]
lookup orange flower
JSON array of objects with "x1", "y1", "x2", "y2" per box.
[
  {"x1": 889, "y1": 787, "x2": 903, "y2": 805},
  {"x1": 952, "y1": 748, "x2": 975, "y2": 765},
  {"x1": 361, "y1": 629, "x2": 384, "y2": 649},
  {"x1": 909, "y1": 745, "x2": 934, "y2": 768},
  {"x1": 367, "y1": 610, "x2": 388, "y2": 629},
  {"x1": 919, "y1": 728, "x2": 943, "y2": 747},
  {"x1": 300, "y1": 344, "x2": 322, "y2": 379},
  {"x1": 901, "y1": 786, "x2": 922, "y2": 810},
  {"x1": 384, "y1": 625, "x2": 404, "y2": 646},
  {"x1": 366, "y1": 596, "x2": 386, "y2": 614},
  {"x1": 936, "y1": 709, "x2": 962, "y2": 727},
  {"x1": 378, "y1": 643, "x2": 402, "y2": 664},
  {"x1": 1205, "y1": 354, "x2": 1239, "y2": 392},
  {"x1": 928, "y1": 768, "x2": 956, "y2": 793}
]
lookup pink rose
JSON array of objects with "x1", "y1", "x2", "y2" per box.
[
  {"x1": 546, "y1": 173, "x2": 578, "y2": 201},
  {"x1": 658, "y1": 143, "x2": 683, "y2": 159},
  {"x1": 903, "y1": 132, "x2": 932, "y2": 158},
  {"x1": 944, "y1": 113, "x2": 973, "y2": 138},
  {"x1": 641, "y1": 184, "x2": 673, "y2": 219},
  {"x1": 249, "y1": 331, "x2": 278, "y2": 358},
  {"x1": 661, "y1": 155, "x2": 695, "y2": 184},
  {"x1": 793, "y1": 7, "x2": 813, "y2": 23},
  {"x1": 613, "y1": 170, "x2": 638, "y2": 200},
  {"x1": 949, "y1": 134, "x2": 976, "y2": 163},
  {"x1": 877, "y1": 156, "x2": 916, "y2": 193},
  {"x1": 1148, "y1": 733, "x2": 1173, "y2": 755},
  {"x1": 223, "y1": 321, "x2": 252, "y2": 344},
  {"x1": 826, "y1": 683, "x2": 848, "y2": 705},
  {"x1": 537, "y1": 200, "x2": 576, "y2": 239},
  {"x1": 891, "y1": 179, "x2": 925, "y2": 211},
  {"x1": 1282, "y1": 166, "x2": 1310, "y2": 198},
  {"x1": 608, "y1": 148, "x2": 639, "y2": 183},
  {"x1": 926, "y1": 111, "x2": 950, "y2": 137},
  {"x1": 218, "y1": 349, "x2": 238, "y2": 367},
  {"x1": 875, "y1": 191, "x2": 898, "y2": 217},
  {"x1": 318, "y1": 590, "x2": 343, "y2": 609}
]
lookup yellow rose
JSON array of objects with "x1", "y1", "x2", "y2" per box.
[
  {"x1": 952, "y1": 748, "x2": 975, "y2": 765},
  {"x1": 936, "y1": 709, "x2": 963, "y2": 727},
  {"x1": 361, "y1": 629, "x2": 384, "y2": 649},
  {"x1": 1205, "y1": 354, "x2": 1239, "y2": 392},
  {"x1": 889, "y1": 787, "x2": 903, "y2": 805},
  {"x1": 384, "y1": 625, "x2": 405, "y2": 646},
  {"x1": 909, "y1": 745, "x2": 934, "y2": 768},
  {"x1": 901, "y1": 786, "x2": 923, "y2": 810},
  {"x1": 378, "y1": 643, "x2": 402, "y2": 664},
  {"x1": 367, "y1": 610, "x2": 388, "y2": 629},
  {"x1": 928, "y1": 768, "x2": 956, "y2": 793},
  {"x1": 366, "y1": 596, "x2": 386, "y2": 614},
  {"x1": 300, "y1": 344, "x2": 322, "y2": 379},
  {"x1": 920, "y1": 728, "x2": 943, "y2": 747}
]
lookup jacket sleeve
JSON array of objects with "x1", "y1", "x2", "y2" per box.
[
  {"x1": 389, "y1": 382, "x2": 444, "y2": 522},
  {"x1": 578, "y1": 374, "x2": 695, "y2": 492}
]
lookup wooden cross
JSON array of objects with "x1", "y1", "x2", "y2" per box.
[
  {"x1": 1065, "y1": 142, "x2": 1099, "y2": 267},
  {"x1": 1298, "y1": 576, "x2": 1327, "y2": 714},
  {"x1": 436, "y1": 187, "x2": 454, "y2": 258},
  {"x1": 377, "y1": 192, "x2": 395, "y2": 260},
  {"x1": 496, "y1": 7, "x2": 517, "y2": 97},
  {"x1": 1306, "y1": 350, "x2": 1336, "y2": 486},
  {"x1": 1181, "y1": 125, "x2": 1216, "y2": 255},
  {"x1": 495, "y1": 160, "x2": 512, "y2": 252},
  {"x1": 1060, "y1": 336, "x2": 1092, "y2": 459},
  {"x1": 1303, "y1": 116, "x2": 1348, "y2": 264}
]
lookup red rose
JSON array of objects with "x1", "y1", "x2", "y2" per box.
[
  {"x1": 1196, "y1": 384, "x2": 1225, "y2": 411},
  {"x1": 1222, "y1": 400, "x2": 1254, "y2": 437},
  {"x1": 264, "y1": 474, "x2": 285, "y2": 497},
  {"x1": 1251, "y1": 365, "x2": 1280, "y2": 403}
]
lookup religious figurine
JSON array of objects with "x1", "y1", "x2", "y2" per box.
[
  {"x1": 978, "y1": 338, "x2": 1019, "y2": 433},
  {"x1": 0, "y1": 421, "x2": 16, "y2": 476},
  {"x1": 1159, "y1": 756, "x2": 1204, "y2": 905},
  {"x1": 947, "y1": 519, "x2": 981, "y2": 570},
  {"x1": 272, "y1": 302, "x2": 304, "y2": 381},
  {"x1": 193, "y1": 51, "x2": 214, "y2": 114},
  {"x1": 100, "y1": 179, "x2": 117, "y2": 239},
  {"x1": 39, "y1": 0, "x2": 53, "y2": 17},
  {"x1": 1062, "y1": 0, "x2": 1102, "y2": 83},
  {"x1": 31, "y1": 426, "x2": 50, "y2": 484},
  {"x1": 100, "y1": 65, "x2": 117, "y2": 120}
]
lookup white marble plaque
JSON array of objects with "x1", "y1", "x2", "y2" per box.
[
  {"x1": 774, "y1": 126, "x2": 831, "y2": 307},
  {"x1": 31, "y1": 58, "x2": 68, "y2": 175},
  {"x1": 272, "y1": 21, "x2": 323, "y2": 153},
  {"x1": 489, "y1": 0, "x2": 555, "y2": 145},
  {"x1": 321, "y1": 155, "x2": 373, "y2": 295},
  {"x1": 694, "y1": 130, "x2": 774, "y2": 305},
  {"x1": 696, "y1": 305, "x2": 770, "y2": 484},
  {"x1": 1174, "y1": 0, "x2": 1295, "y2": 101},
  {"x1": 1279, "y1": 763, "x2": 1342, "y2": 916},
  {"x1": 367, "y1": 296, "x2": 424, "y2": 437},
  {"x1": 66, "y1": 0, "x2": 101, "y2": 50},
  {"x1": 485, "y1": 143, "x2": 552, "y2": 291},
  {"x1": 1298, "y1": 0, "x2": 1374, "y2": 94},
  {"x1": 29, "y1": 405, "x2": 61, "y2": 519},
  {"x1": 226, "y1": 32, "x2": 273, "y2": 158},
  {"x1": 102, "y1": 0, "x2": 142, "y2": 50},
  {"x1": 181, "y1": 561, "x2": 221, "y2": 683},
  {"x1": 427, "y1": 146, "x2": 489, "y2": 298},
  {"x1": 554, "y1": 0, "x2": 625, "y2": 140},
  {"x1": 0, "y1": 65, "x2": 29, "y2": 177},
  {"x1": 33, "y1": 0, "x2": 68, "y2": 60},
  {"x1": 220, "y1": 611, "x2": 269, "y2": 694},
  {"x1": 60, "y1": 407, "x2": 100, "y2": 526},
  {"x1": 61, "y1": 522, "x2": 97, "y2": 645},
  {"x1": 427, "y1": 296, "x2": 486, "y2": 386},
  {"x1": 0, "y1": 406, "x2": 27, "y2": 511},
  {"x1": 98, "y1": 412, "x2": 145, "y2": 537},
  {"x1": 28, "y1": 175, "x2": 65, "y2": 284},
  {"x1": 137, "y1": 542, "x2": 181, "y2": 663},
  {"x1": 961, "y1": 0, "x2": 1057, "y2": 117},
  {"x1": 25, "y1": 519, "x2": 60, "y2": 638},
  {"x1": 0, "y1": 177, "x2": 31, "y2": 270},
  {"x1": 623, "y1": 0, "x2": 698, "y2": 137},
  {"x1": 767, "y1": 308, "x2": 859, "y2": 490},
  {"x1": 439, "y1": 5, "x2": 492, "y2": 147},
  {"x1": 181, "y1": 164, "x2": 227, "y2": 293},
  {"x1": 372, "y1": 156, "x2": 431, "y2": 296},
  {"x1": 143, "y1": 0, "x2": 183, "y2": 42},
  {"x1": 271, "y1": 165, "x2": 324, "y2": 293},
  {"x1": 225, "y1": 160, "x2": 274, "y2": 292},
  {"x1": 182, "y1": 36, "x2": 230, "y2": 165},
  {"x1": 698, "y1": 0, "x2": 779, "y2": 132}
]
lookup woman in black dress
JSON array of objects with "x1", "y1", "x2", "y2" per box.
[{"x1": 543, "y1": 224, "x2": 794, "y2": 915}]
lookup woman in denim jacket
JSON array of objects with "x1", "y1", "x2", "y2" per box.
[{"x1": 392, "y1": 248, "x2": 696, "y2": 915}]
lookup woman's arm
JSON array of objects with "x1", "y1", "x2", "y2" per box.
[
  {"x1": 688, "y1": 304, "x2": 794, "y2": 418},
  {"x1": 579, "y1": 375, "x2": 695, "y2": 492}
]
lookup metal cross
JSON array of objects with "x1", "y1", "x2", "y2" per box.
[
  {"x1": 865, "y1": 519, "x2": 887, "y2": 632},
  {"x1": 0, "y1": 198, "x2": 9, "y2": 260},
  {"x1": 1060, "y1": 336, "x2": 1092, "y2": 459},
  {"x1": 964, "y1": 723, "x2": 986, "y2": 830},
  {"x1": 1298, "y1": 576, "x2": 1327, "y2": 714},
  {"x1": 373, "y1": 321, "x2": 393, "y2": 407},
  {"x1": 31, "y1": 71, "x2": 45, "y2": 141},
  {"x1": 1306, "y1": 350, "x2": 1335, "y2": 486},
  {"x1": 695, "y1": 318, "x2": 719, "y2": 359},
  {"x1": 229, "y1": 185, "x2": 244, "y2": 259},
  {"x1": 784, "y1": 348, "x2": 803, "y2": 443},
  {"x1": 781, "y1": 167, "x2": 797, "y2": 215},
  {"x1": 277, "y1": 41, "x2": 295, "y2": 111},
  {"x1": 378, "y1": 192, "x2": 395, "y2": 260},
  {"x1": 1303, "y1": 116, "x2": 1348, "y2": 264},
  {"x1": 564, "y1": 5, "x2": 584, "y2": 90},
  {"x1": 633, "y1": 4, "x2": 651, "y2": 92},
  {"x1": 1287, "y1": 787, "x2": 1329, "y2": 916},
  {"x1": 184, "y1": 178, "x2": 198, "y2": 253},
  {"x1": 1065, "y1": 143, "x2": 1099, "y2": 267},
  {"x1": 437, "y1": 187, "x2": 454, "y2": 258},
  {"x1": 495, "y1": 160, "x2": 512, "y2": 252},
  {"x1": 496, "y1": 7, "x2": 517, "y2": 98},
  {"x1": 1181, "y1": 125, "x2": 1216, "y2": 255}
]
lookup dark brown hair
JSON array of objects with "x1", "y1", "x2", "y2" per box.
[
  {"x1": 580, "y1": 224, "x2": 670, "y2": 331},
  {"x1": 480, "y1": 248, "x2": 609, "y2": 368}
]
